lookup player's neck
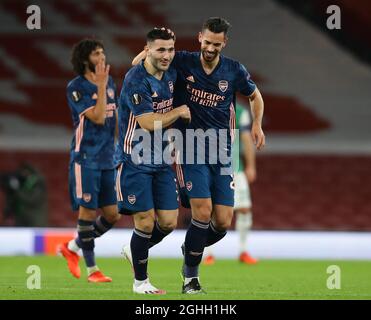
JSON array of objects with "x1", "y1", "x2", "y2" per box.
[
  {"x1": 84, "y1": 71, "x2": 95, "y2": 84},
  {"x1": 143, "y1": 59, "x2": 163, "y2": 80},
  {"x1": 200, "y1": 55, "x2": 220, "y2": 75}
]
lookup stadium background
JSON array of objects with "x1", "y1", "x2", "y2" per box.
[{"x1": 0, "y1": 0, "x2": 370, "y2": 261}]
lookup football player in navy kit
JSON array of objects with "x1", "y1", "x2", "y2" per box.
[
  {"x1": 117, "y1": 28, "x2": 191, "y2": 294},
  {"x1": 61, "y1": 39, "x2": 121, "y2": 283}
]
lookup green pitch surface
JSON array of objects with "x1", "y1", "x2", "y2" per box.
[{"x1": 0, "y1": 256, "x2": 370, "y2": 300}]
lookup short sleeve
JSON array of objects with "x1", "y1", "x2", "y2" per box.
[
  {"x1": 67, "y1": 85, "x2": 96, "y2": 116},
  {"x1": 235, "y1": 63, "x2": 256, "y2": 97},
  {"x1": 121, "y1": 83, "x2": 153, "y2": 117}
]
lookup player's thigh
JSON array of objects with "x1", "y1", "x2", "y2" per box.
[
  {"x1": 98, "y1": 169, "x2": 120, "y2": 223},
  {"x1": 211, "y1": 204, "x2": 234, "y2": 230},
  {"x1": 153, "y1": 166, "x2": 178, "y2": 212},
  {"x1": 210, "y1": 168, "x2": 234, "y2": 207},
  {"x1": 116, "y1": 162, "x2": 155, "y2": 215},
  {"x1": 156, "y1": 209, "x2": 178, "y2": 230},
  {"x1": 175, "y1": 163, "x2": 191, "y2": 209},
  {"x1": 234, "y1": 171, "x2": 252, "y2": 210},
  {"x1": 181, "y1": 164, "x2": 212, "y2": 199},
  {"x1": 69, "y1": 162, "x2": 100, "y2": 211},
  {"x1": 133, "y1": 209, "x2": 156, "y2": 233}
]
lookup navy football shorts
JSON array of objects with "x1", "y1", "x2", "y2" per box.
[
  {"x1": 116, "y1": 159, "x2": 179, "y2": 215},
  {"x1": 175, "y1": 163, "x2": 234, "y2": 208},
  {"x1": 68, "y1": 162, "x2": 117, "y2": 211}
]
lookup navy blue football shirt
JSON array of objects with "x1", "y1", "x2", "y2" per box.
[
  {"x1": 67, "y1": 75, "x2": 117, "y2": 170},
  {"x1": 172, "y1": 51, "x2": 256, "y2": 165},
  {"x1": 116, "y1": 61, "x2": 177, "y2": 168}
]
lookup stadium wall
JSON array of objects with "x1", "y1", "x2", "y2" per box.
[{"x1": 0, "y1": 228, "x2": 370, "y2": 260}]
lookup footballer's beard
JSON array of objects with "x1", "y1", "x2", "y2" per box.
[
  {"x1": 87, "y1": 61, "x2": 96, "y2": 73},
  {"x1": 202, "y1": 50, "x2": 218, "y2": 62},
  {"x1": 88, "y1": 60, "x2": 106, "y2": 73}
]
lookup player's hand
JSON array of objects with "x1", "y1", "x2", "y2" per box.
[
  {"x1": 132, "y1": 50, "x2": 147, "y2": 66},
  {"x1": 245, "y1": 167, "x2": 257, "y2": 184},
  {"x1": 177, "y1": 105, "x2": 191, "y2": 123},
  {"x1": 251, "y1": 122, "x2": 265, "y2": 150},
  {"x1": 92, "y1": 61, "x2": 110, "y2": 87}
]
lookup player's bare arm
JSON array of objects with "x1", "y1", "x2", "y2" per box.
[
  {"x1": 249, "y1": 88, "x2": 265, "y2": 150},
  {"x1": 135, "y1": 104, "x2": 190, "y2": 131},
  {"x1": 85, "y1": 61, "x2": 110, "y2": 125},
  {"x1": 132, "y1": 50, "x2": 147, "y2": 66},
  {"x1": 240, "y1": 131, "x2": 257, "y2": 183}
]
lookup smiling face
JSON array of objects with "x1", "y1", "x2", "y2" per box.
[
  {"x1": 199, "y1": 29, "x2": 227, "y2": 63},
  {"x1": 146, "y1": 38, "x2": 175, "y2": 72}
]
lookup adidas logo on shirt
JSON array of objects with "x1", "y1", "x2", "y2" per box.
[{"x1": 152, "y1": 92, "x2": 158, "y2": 98}]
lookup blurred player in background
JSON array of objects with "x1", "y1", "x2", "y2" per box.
[
  {"x1": 117, "y1": 28, "x2": 191, "y2": 294},
  {"x1": 60, "y1": 39, "x2": 121, "y2": 283},
  {"x1": 203, "y1": 102, "x2": 258, "y2": 265},
  {"x1": 0, "y1": 163, "x2": 47, "y2": 227}
]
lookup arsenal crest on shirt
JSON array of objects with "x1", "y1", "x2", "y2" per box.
[
  {"x1": 218, "y1": 80, "x2": 228, "y2": 93},
  {"x1": 107, "y1": 88, "x2": 115, "y2": 99},
  {"x1": 168, "y1": 81, "x2": 174, "y2": 93}
]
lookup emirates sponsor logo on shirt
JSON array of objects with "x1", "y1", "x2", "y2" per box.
[
  {"x1": 153, "y1": 98, "x2": 173, "y2": 114},
  {"x1": 218, "y1": 80, "x2": 228, "y2": 93},
  {"x1": 186, "y1": 84, "x2": 225, "y2": 107},
  {"x1": 105, "y1": 103, "x2": 116, "y2": 118}
]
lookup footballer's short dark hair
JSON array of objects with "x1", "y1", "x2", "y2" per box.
[
  {"x1": 146, "y1": 27, "x2": 176, "y2": 43},
  {"x1": 202, "y1": 17, "x2": 231, "y2": 35},
  {"x1": 71, "y1": 38, "x2": 104, "y2": 75}
]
